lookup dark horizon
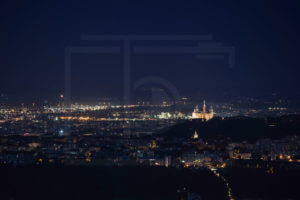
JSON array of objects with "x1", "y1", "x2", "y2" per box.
[{"x1": 1, "y1": 1, "x2": 300, "y2": 101}]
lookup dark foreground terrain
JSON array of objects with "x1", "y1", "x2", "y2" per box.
[
  {"x1": 223, "y1": 168, "x2": 300, "y2": 200},
  {"x1": 0, "y1": 166, "x2": 227, "y2": 200},
  {"x1": 1, "y1": 166, "x2": 300, "y2": 200}
]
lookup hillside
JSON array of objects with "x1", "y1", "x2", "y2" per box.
[{"x1": 157, "y1": 115, "x2": 300, "y2": 141}]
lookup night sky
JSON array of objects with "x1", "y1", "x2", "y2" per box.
[{"x1": 0, "y1": 0, "x2": 299, "y2": 101}]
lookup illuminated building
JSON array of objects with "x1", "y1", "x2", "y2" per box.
[
  {"x1": 151, "y1": 140, "x2": 157, "y2": 148},
  {"x1": 192, "y1": 100, "x2": 214, "y2": 120},
  {"x1": 164, "y1": 156, "x2": 171, "y2": 167},
  {"x1": 193, "y1": 130, "x2": 199, "y2": 139}
]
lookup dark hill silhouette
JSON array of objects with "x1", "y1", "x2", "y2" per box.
[
  {"x1": 157, "y1": 115, "x2": 300, "y2": 141},
  {"x1": 0, "y1": 166, "x2": 227, "y2": 200}
]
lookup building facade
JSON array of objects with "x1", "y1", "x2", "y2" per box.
[{"x1": 192, "y1": 100, "x2": 214, "y2": 120}]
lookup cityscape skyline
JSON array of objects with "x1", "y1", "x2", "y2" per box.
[{"x1": 1, "y1": 1, "x2": 300, "y2": 200}]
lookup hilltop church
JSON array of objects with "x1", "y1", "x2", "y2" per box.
[{"x1": 192, "y1": 100, "x2": 214, "y2": 120}]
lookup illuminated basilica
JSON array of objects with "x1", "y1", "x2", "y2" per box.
[{"x1": 192, "y1": 100, "x2": 214, "y2": 120}]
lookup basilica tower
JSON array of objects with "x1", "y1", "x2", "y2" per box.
[{"x1": 192, "y1": 100, "x2": 214, "y2": 120}]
